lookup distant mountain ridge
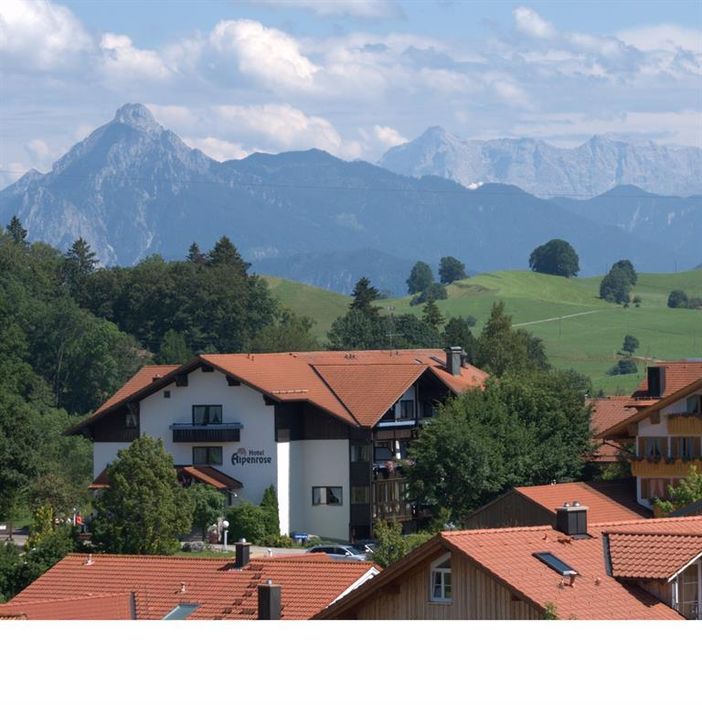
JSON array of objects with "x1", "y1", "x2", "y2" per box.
[
  {"x1": 1, "y1": 104, "x2": 701, "y2": 294},
  {"x1": 379, "y1": 127, "x2": 702, "y2": 198}
]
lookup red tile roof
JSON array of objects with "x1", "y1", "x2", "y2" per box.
[
  {"x1": 590, "y1": 397, "x2": 637, "y2": 435},
  {"x1": 0, "y1": 593, "x2": 135, "y2": 620},
  {"x1": 89, "y1": 464, "x2": 241, "y2": 491},
  {"x1": 71, "y1": 350, "x2": 488, "y2": 433},
  {"x1": 515, "y1": 481, "x2": 650, "y2": 524},
  {"x1": 607, "y1": 531, "x2": 702, "y2": 580},
  {"x1": 3, "y1": 553, "x2": 377, "y2": 620},
  {"x1": 634, "y1": 361, "x2": 702, "y2": 398},
  {"x1": 318, "y1": 516, "x2": 702, "y2": 620}
]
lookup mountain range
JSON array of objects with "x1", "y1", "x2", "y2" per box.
[
  {"x1": 1, "y1": 104, "x2": 700, "y2": 294},
  {"x1": 379, "y1": 127, "x2": 702, "y2": 199}
]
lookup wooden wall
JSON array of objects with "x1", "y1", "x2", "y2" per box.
[
  {"x1": 349, "y1": 548, "x2": 541, "y2": 620},
  {"x1": 464, "y1": 492, "x2": 554, "y2": 530}
]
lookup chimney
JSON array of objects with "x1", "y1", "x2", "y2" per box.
[
  {"x1": 235, "y1": 539, "x2": 250, "y2": 568},
  {"x1": 445, "y1": 346, "x2": 463, "y2": 376},
  {"x1": 258, "y1": 580, "x2": 281, "y2": 620},
  {"x1": 555, "y1": 502, "x2": 588, "y2": 538},
  {"x1": 647, "y1": 366, "x2": 665, "y2": 397}
]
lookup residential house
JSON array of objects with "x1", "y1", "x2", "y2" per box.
[
  {"x1": 598, "y1": 361, "x2": 702, "y2": 507},
  {"x1": 0, "y1": 543, "x2": 378, "y2": 620},
  {"x1": 463, "y1": 479, "x2": 650, "y2": 529},
  {"x1": 589, "y1": 396, "x2": 637, "y2": 465},
  {"x1": 68, "y1": 348, "x2": 487, "y2": 541},
  {"x1": 315, "y1": 511, "x2": 702, "y2": 620}
]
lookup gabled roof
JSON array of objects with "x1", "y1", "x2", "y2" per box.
[
  {"x1": 3, "y1": 553, "x2": 378, "y2": 620},
  {"x1": 68, "y1": 349, "x2": 488, "y2": 434},
  {"x1": 89, "y1": 465, "x2": 243, "y2": 491},
  {"x1": 514, "y1": 480, "x2": 650, "y2": 523},
  {"x1": 0, "y1": 593, "x2": 135, "y2": 620},
  {"x1": 317, "y1": 516, "x2": 702, "y2": 620},
  {"x1": 590, "y1": 397, "x2": 637, "y2": 435},
  {"x1": 606, "y1": 531, "x2": 702, "y2": 580},
  {"x1": 599, "y1": 361, "x2": 702, "y2": 439}
]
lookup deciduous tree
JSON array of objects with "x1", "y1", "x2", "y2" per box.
[
  {"x1": 439, "y1": 256, "x2": 466, "y2": 284},
  {"x1": 407, "y1": 261, "x2": 434, "y2": 294},
  {"x1": 529, "y1": 239, "x2": 580, "y2": 277}
]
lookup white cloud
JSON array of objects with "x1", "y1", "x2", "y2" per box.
[
  {"x1": 184, "y1": 136, "x2": 251, "y2": 161},
  {"x1": 0, "y1": 0, "x2": 92, "y2": 70},
  {"x1": 211, "y1": 19, "x2": 318, "y2": 91},
  {"x1": 617, "y1": 24, "x2": 702, "y2": 53},
  {"x1": 100, "y1": 33, "x2": 171, "y2": 82},
  {"x1": 250, "y1": 0, "x2": 401, "y2": 19},
  {"x1": 513, "y1": 6, "x2": 556, "y2": 40},
  {"x1": 373, "y1": 125, "x2": 406, "y2": 148}
]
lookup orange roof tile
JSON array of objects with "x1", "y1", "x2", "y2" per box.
[
  {"x1": 634, "y1": 361, "x2": 702, "y2": 398},
  {"x1": 0, "y1": 593, "x2": 135, "y2": 620},
  {"x1": 590, "y1": 397, "x2": 637, "y2": 435},
  {"x1": 71, "y1": 350, "x2": 488, "y2": 434},
  {"x1": 515, "y1": 481, "x2": 650, "y2": 524},
  {"x1": 5, "y1": 553, "x2": 377, "y2": 620},
  {"x1": 606, "y1": 531, "x2": 702, "y2": 580}
]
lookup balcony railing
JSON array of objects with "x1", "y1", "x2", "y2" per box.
[
  {"x1": 673, "y1": 600, "x2": 700, "y2": 620},
  {"x1": 630, "y1": 457, "x2": 701, "y2": 478},
  {"x1": 667, "y1": 414, "x2": 702, "y2": 434},
  {"x1": 170, "y1": 422, "x2": 242, "y2": 443},
  {"x1": 372, "y1": 478, "x2": 413, "y2": 521}
]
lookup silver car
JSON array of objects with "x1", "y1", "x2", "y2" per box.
[{"x1": 306, "y1": 544, "x2": 369, "y2": 561}]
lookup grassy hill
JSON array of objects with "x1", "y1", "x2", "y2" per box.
[{"x1": 267, "y1": 269, "x2": 702, "y2": 394}]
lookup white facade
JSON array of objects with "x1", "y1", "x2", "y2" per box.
[{"x1": 91, "y1": 366, "x2": 352, "y2": 539}]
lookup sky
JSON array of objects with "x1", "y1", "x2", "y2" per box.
[{"x1": 1, "y1": 0, "x2": 700, "y2": 186}]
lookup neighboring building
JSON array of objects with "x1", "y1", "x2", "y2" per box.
[
  {"x1": 316, "y1": 511, "x2": 702, "y2": 620},
  {"x1": 598, "y1": 361, "x2": 702, "y2": 508},
  {"x1": 0, "y1": 546, "x2": 378, "y2": 620},
  {"x1": 464, "y1": 479, "x2": 650, "y2": 529},
  {"x1": 589, "y1": 396, "x2": 636, "y2": 465},
  {"x1": 68, "y1": 348, "x2": 487, "y2": 541}
]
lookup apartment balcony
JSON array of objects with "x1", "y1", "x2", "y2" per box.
[
  {"x1": 631, "y1": 456, "x2": 701, "y2": 478},
  {"x1": 170, "y1": 422, "x2": 242, "y2": 443},
  {"x1": 667, "y1": 413, "x2": 702, "y2": 434},
  {"x1": 372, "y1": 477, "x2": 413, "y2": 522}
]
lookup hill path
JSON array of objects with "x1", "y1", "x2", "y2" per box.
[{"x1": 513, "y1": 309, "x2": 601, "y2": 327}]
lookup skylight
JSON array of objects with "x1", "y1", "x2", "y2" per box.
[
  {"x1": 163, "y1": 603, "x2": 200, "y2": 620},
  {"x1": 533, "y1": 552, "x2": 577, "y2": 576}
]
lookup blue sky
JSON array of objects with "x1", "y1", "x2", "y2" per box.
[{"x1": 1, "y1": 0, "x2": 700, "y2": 185}]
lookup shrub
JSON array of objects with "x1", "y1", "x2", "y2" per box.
[
  {"x1": 260, "y1": 485, "x2": 280, "y2": 537},
  {"x1": 372, "y1": 520, "x2": 432, "y2": 568},
  {"x1": 188, "y1": 484, "x2": 225, "y2": 539},
  {"x1": 667, "y1": 290, "x2": 689, "y2": 309},
  {"x1": 224, "y1": 502, "x2": 268, "y2": 545},
  {"x1": 410, "y1": 282, "x2": 448, "y2": 306},
  {"x1": 263, "y1": 534, "x2": 295, "y2": 548},
  {"x1": 608, "y1": 359, "x2": 638, "y2": 376}
]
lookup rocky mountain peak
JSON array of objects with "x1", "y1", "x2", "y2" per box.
[{"x1": 113, "y1": 103, "x2": 161, "y2": 133}]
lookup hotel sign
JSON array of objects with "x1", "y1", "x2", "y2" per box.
[{"x1": 231, "y1": 447, "x2": 273, "y2": 466}]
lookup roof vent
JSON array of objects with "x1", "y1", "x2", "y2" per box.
[
  {"x1": 235, "y1": 539, "x2": 250, "y2": 569},
  {"x1": 84, "y1": 554, "x2": 94, "y2": 566},
  {"x1": 555, "y1": 502, "x2": 588, "y2": 538},
  {"x1": 258, "y1": 580, "x2": 281, "y2": 620}
]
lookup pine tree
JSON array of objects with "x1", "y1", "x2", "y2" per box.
[
  {"x1": 422, "y1": 298, "x2": 445, "y2": 331},
  {"x1": 349, "y1": 277, "x2": 381, "y2": 319},
  {"x1": 187, "y1": 242, "x2": 206, "y2": 265},
  {"x1": 260, "y1": 485, "x2": 280, "y2": 537},
  {"x1": 6, "y1": 216, "x2": 27, "y2": 245},
  {"x1": 208, "y1": 236, "x2": 249, "y2": 273}
]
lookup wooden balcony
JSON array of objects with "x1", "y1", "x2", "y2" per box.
[
  {"x1": 170, "y1": 423, "x2": 241, "y2": 443},
  {"x1": 667, "y1": 414, "x2": 702, "y2": 434},
  {"x1": 631, "y1": 457, "x2": 701, "y2": 478},
  {"x1": 372, "y1": 478, "x2": 413, "y2": 522}
]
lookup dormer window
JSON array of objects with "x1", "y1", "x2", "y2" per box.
[{"x1": 429, "y1": 553, "x2": 452, "y2": 603}]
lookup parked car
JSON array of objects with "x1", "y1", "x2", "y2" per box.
[
  {"x1": 306, "y1": 544, "x2": 369, "y2": 561},
  {"x1": 352, "y1": 541, "x2": 377, "y2": 554}
]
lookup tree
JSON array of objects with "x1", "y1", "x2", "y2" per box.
[
  {"x1": 600, "y1": 266, "x2": 632, "y2": 304},
  {"x1": 475, "y1": 301, "x2": 549, "y2": 376},
  {"x1": 92, "y1": 437, "x2": 194, "y2": 554},
  {"x1": 188, "y1": 484, "x2": 225, "y2": 539},
  {"x1": 410, "y1": 282, "x2": 447, "y2": 306},
  {"x1": 6, "y1": 216, "x2": 27, "y2": 246},
  {"x1": 654, "y1": 469, "x2": 702, "y2": 515},
  {"x1": 327, "y1": 308, "x2": 384, "y2": 350},
  {"x1": 157, "y1": 329, "x2": 191, "y2": 364},
  {"x1": 668, "y1": 290, "x2": 689, "y2": 309},
  {"x1": 422, "y1": 298, "x2": 445, "y2": 331},
  {"x1": 260, "y1": 485, "x2": 280, "y2": 537},
  {"x1": 187, "y1": 242, "x2": 206, "y2": 265},
  {"x1": 528, "y1": 239, "x2": 580, "y2": 277},
  {"x1": 208, "y1": 236, "x2": 249, "y2": 274},
  {"x1": 224, "y1": 502, "x2": 267, "y2": 545},
  {"x1": 63, "y1": 238, "x2": 98, "y2": 296},
  {"x1": 406, "y1": 371, "x2": 592, "y2": 522},
  {"x1": 372, "y1": 520, "x2": 431, "y2": 568},
  {"x1": 439, "y1": 256, "x2": 466, "y2": 284},
  {"x1": 611, "y1": 259, "x2": 637, "y2": 286},
  {"x1": 251, "y1": 310, "x2": 319, "y2": 353},
  {"x1": 608, "y1": 359, "x2": 638, "y2": 376},
  {"x1": 407, "y1": 261, "x2": 434, "y2": 294},
  {"x1": 349, "y1": 277, "x2": 381, "y2": 319},
  {"x1": 443, "y1": 317, "x2": 477, "y2": 363},
  {"x1": 621, "y1": 335, "x2": 639, "y2": 355}
]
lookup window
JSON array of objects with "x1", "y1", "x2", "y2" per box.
[
  {"x1": 429, "y1": 554, "x2": 452, "y2": 603},
  {"x1": 351, "y1": 486, "x2": 370, "y2": 504},
  {"x1": 163, "y1": 390, "x2": 171, "y2": 399},
  {"x1": 645, "y1": 437, "x2": 663, "y2": 460},
  {"x1": 175, "y1": 374, "x2": 188, "y2": 387},
  {"x1": 686, "y1": 395, "x2": 702, "y2": 414},
  {"x1": 351, "y1": 444, "x2": 372, "y2": 463},
  {"x1": 192, "y1": 447, "x2": 223, "y2": 465},
  {"x1": 125, "y1": 412, "x2": 138, "y2": 428},
  {"x1": 192, "y1": 405, "x2": 222, "y2": 425},
  {"x1": 163, "y1": 603, "x2": 199, "y2": 620},
  {"x1": 398, "y1": 399, "x2": 415, "y2": 419},
  {"x1": 680, "y1": 437, "x2": 695, "y2": 459},
  {"x1": 374, "y1": 443, "x2": 393, "y2": 462},
  {"x1": 533, "y1": 552, "x2": 577, "y2": 576},
  {"x1": 312, "y1": 486, "x2": 343, "y2": 506}
]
